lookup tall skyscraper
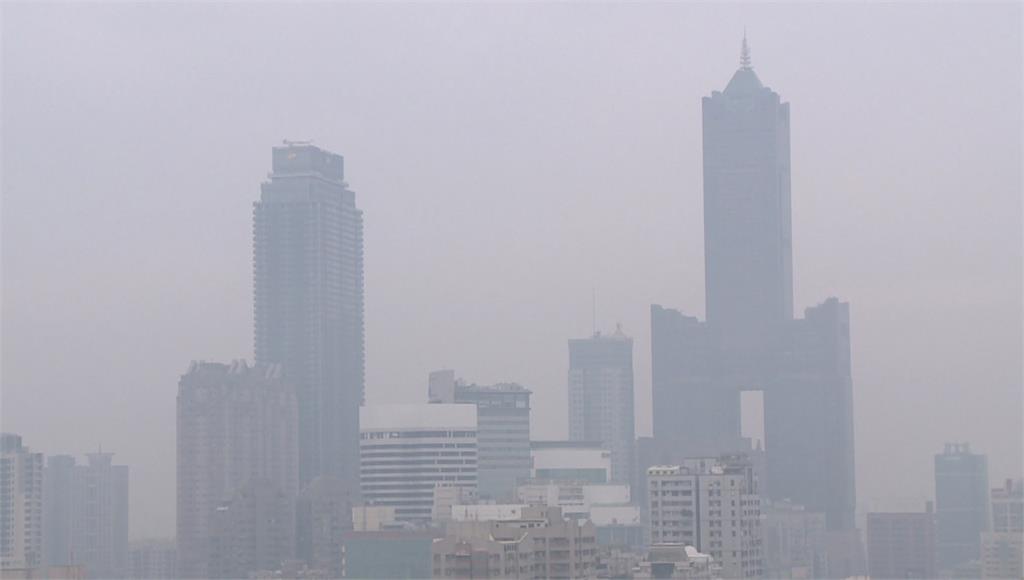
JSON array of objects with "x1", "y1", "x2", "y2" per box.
[
  {"x1": 1, "y1": 434, "x2": 44, "y2": 572},
  {"x1": 982, "y1": 478, "x2": 1024, "y2": 579},
  {"x1": 428, "y1": 371, "x2": 532, "y2": 500},
  {"x1": 254, "y1": 142, "x2": 365, "y2": 492},
  {"x1": 568, "y1": 326, "x2": 635, "y2": 486},
  {"x1": 650, "y1": 37, "x2": 856, "y2": 532},
  {"x1": 43, "y1": 452, "x2": 130, "y2": 578},
  {"x1": 934, "y1": 442, "x2": 990, "y2": 572},
  {"x1": 176, "y1": 360, "x2": 298, "y2": 579}
]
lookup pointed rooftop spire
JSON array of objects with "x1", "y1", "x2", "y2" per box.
[{"x1": 740, "y1": 30, "x2": 752, "y2": 70}]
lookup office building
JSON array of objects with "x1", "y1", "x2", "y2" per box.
[
  {"x1": 1, "y1": 434, "x2": 44, "y2": 571},
  {"x1": 647, "y1": 457, "x2": 763, "y2": 579},
  {"x1": 295, "y1": 476, "x2": 351, "y2": 578},
  {"x1": 254, "y1": 142, "x2": 365, "y2": 494},
  {"x1": 359, "y1": 404, "x2": 477, "y2": 522},
  {"x1": 128, "y1": 540, "x2": 177, "y2": 579},
  {"x1": 206, "y1": 479, "x2": 295, "y2": 580},
  {"x1": 532, "y1": 440, "x2": 611, "y2": 484},
  {"x1": 176, "y1": 360, "x2": 298, "y2": 579},
  {"x1": 432, "y1": 506, "x2": 597, "y2": 579},
  {"x1": 429, "y1": 371, "x2": 532, "y2": 500},
  {"x1": 761, "y1": 499, "x2": 826, "y2": 579},
  {"x1": 42, "y1": 452, "x2": 129, "y2": 578},
  {"x1": 650, "y1": 38, "x2": 856, "y2": 533},
  {"x1": 981, "y1": 478, "x2": 1023, "y2": 579},
  {"x1": 935, "y1": 442, "x2": 989, "y2": 571},
  {"x1": 866, "y1": 503, "x2": 936, "y2": 579},
  {"x1": 568, "y1": 327, "x2": 635, "y2": 486}
]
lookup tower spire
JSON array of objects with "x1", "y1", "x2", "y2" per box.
[{"x1": 740, "y1": 30, "x2": 752, "y2": 70}]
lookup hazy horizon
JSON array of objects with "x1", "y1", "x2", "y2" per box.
[{"x1": 3, "y1": 1, "x2": 1021, "y2": 539}]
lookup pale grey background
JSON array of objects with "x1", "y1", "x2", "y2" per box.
[{"x1": 3, "y1": 2, "x2": 1021, "y2": 538}]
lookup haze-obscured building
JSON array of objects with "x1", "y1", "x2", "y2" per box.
[
  {"x1": 128, "y1": 540, "x2": 177, "y2": 579},
  {"x1": 981, "y1": 478, "x2": 1023, "y2": 579},
  {"x1": 432, "y1": 506, "x2": 597, "y2": 579},
  {"x1": 359, "y1": 404, "x2": 477, "y2": 522},
  {"x1": 650, "y1": 38, "x2": 856, "y2": 537},
  {"x1": 761, "y1": 499, "x2": 826, "y2": 579},
  {"x1": 341, "y1": 530, "x2": 438, "y2": 579},
  {"x1": 176, "y1": 360, "x2": 298, "y2": 579},
  {"x1": 866, "y1": 503, "x2": 936, "y2": 579},
  {"x1": 1, "y1": 434, "x2": 44, "y2": 571},
  {"x1": 935, "y1": 442, "x2": 989, "y2": 572},
  {"x1": 296, "y1": 476, "x2": 352, "y2": 578},
  {"x1": 568, "y1": 328, "x2": 635, "y2": 487},
  {"x1": 532, "y1": 441, "x2": 611, "y2": 484},
  {"x1": 42, "y1": 452, "x2": 129, "y2": 578},
  {"x1": 428, "y1": 371, "x2": 532, "y2": 501},
  {"x1": 254, "y1": 142, "x2": 365, "y2": 496}
]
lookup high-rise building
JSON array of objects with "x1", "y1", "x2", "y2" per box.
[
  {"x1": 359, "y1": 404, "x2": 478, "y2": 522},
  {"x1": 176, "y1": 360, "x2": 298, "y2": 579},
  {"x1": 934, "y1": 442, "x2": 990, "y2": 572},
  {"x1": 866, "y1": 503, "x2": 936, "y2": 579},
  {"x1": 206, "y1": 479, "x2": 295, "y2": 580},
  {"x1": 647, "y1": 457, "x2": 763, "y2": 579},
  {"x1": 1, "y1": 434, "x2": 44, "y2": 571},
  {"x1": 568, "y1": 327, "x2": 635, "y2": 486},
  {"x1": 761, "y1": 500, "x2": 827, "y2": 579},
  {"x1": 295, "y1": 476, "x2": 351, "y2": 578},
  {"x1": 650, "y1": 37, "x2": 856, "y2": 532},
  {"x1": 42, "y1": 452, "x2": 130, "y2": 578},
  {"x1": 981, "y1": 478, "x2": 1023, "y2": 579},
  {"x1": 428, "y1": 371, "x2": 532, "y2": 500},
  {"x1": 129, "y1": 539, "x2": 177, "y2": 579},
  {"x1": 254, "y1": 142, "x2": 365, "y2": 493}
]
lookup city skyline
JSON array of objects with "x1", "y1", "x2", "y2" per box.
[{"x1": 2, "y1": 2, "x2": 1020, "y2": 541}]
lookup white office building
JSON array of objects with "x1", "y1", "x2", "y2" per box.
[{"x1": 359, "y1": 404, "x2": 477, "y2": 522}]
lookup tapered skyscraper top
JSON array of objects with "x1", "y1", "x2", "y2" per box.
[{"x1": 740, "y1": 32, "x2": 752, "y2": 70}]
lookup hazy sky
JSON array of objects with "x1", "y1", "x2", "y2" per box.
[{"x1": 3, "y1": 2, "x2": 1021, "y2": 539}]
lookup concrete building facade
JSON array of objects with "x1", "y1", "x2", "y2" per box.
[
  {"x1": 254, "y1": 142, "x2": 365, "y2": 494},
  {"x1": 981, "y1": 478, "x2": 1023, "y2": 579},
  {"x1": 647, "y1": 457, "x2": 763, "y2": 579},
  {"x1": 432, "y1": 506, "x2": 597, "y2": 579},
  {"x1": 531, "y1": 441, "x2": 611, "y2": 484},
  {"x1": 359, "y1": 404, "x2": 477, "y2": 522},
  {"x1": 1, "y1": 434, "x2": 44, "y2": 572}
]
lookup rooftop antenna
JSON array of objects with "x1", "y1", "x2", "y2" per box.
[
  {"x1": 592, "y1": 287, "x2": 597, "y2": 336},
  {"x1": 740, "y1": 29, "x2": 752, "y2": 70}
]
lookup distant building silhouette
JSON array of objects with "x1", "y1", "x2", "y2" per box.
[
  {"x1": 128, "y1": 539, "x2": 177, "y2": 579},
  {"x1": 176, "y1": 360, "x2": 298, "y2": 579},
  {"x1": 568, "y1": 327, "x2": 636, "y2": 486},
  {"x1": 866, "y1": 503, "x2": 936, "y2": 579},
  {"x1": 650, "y1": 37, "x2": 856, "y2": 533},
  {"x1": 42, "y1": 452, "x2": 129, "y2": 578},
  {"x1": 254, "y1": 142, "x2": 365, "y2": 494},
  {"x1": 934, "y1": 442, "x2": 990, "y2": 572},
  {"x1": 982, "y1": 478, "x2": 1023, "y2": 579}
]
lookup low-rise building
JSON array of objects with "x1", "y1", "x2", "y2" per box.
[
  {"x1": 432, "y1": 506, "x2": 597, "y2": 578},
  {"x1": 866, "y1": 503, "x2": 936, "y2": 579}
]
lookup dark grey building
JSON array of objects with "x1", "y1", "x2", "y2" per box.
[
  {"x1": 254, "y1": 142, "x2": 365, "y2": 494},
  {"x1": 935, "y1": 442, "x2": 989, "y2": 572},
  {"x1": 568, "y1": 327, "x2": 635, "y2": 486},
  {"x1": 650, "y1": 39, "x2": 856, "y2": 532}
]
